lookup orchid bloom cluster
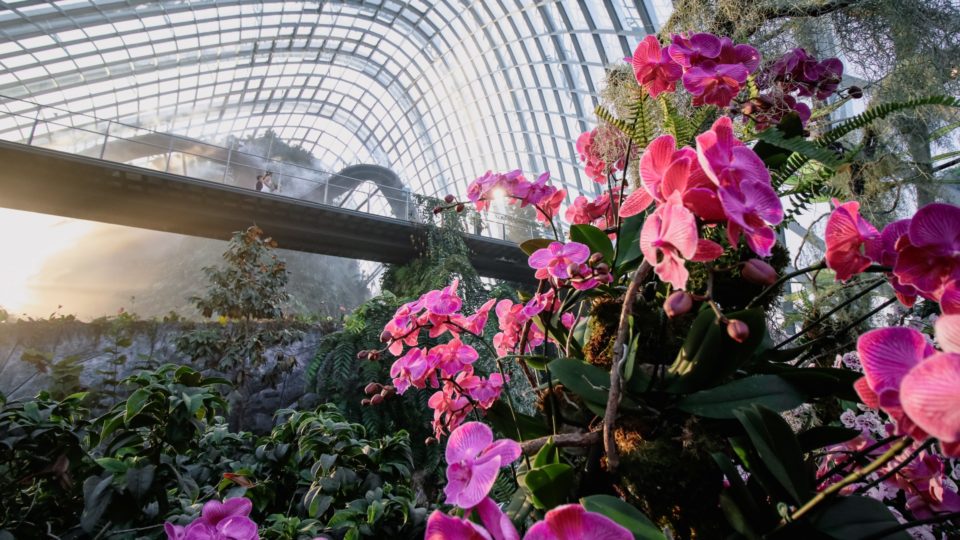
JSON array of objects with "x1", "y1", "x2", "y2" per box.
[
  {"x1": 631, "y1": 32, "x2": 760, "y2": 107},
  {"x1": 527, "y1": 243, "x2": 613, "y2": 292},
  {"x1": 564, "y1": 190, "x2": 620, "y2": 230},
  {"x1": 825, "y1": 201, "x2": 960, "y2": 307},
  {"x1": 575, "y1": 123, "x2": 631, "y2": 183},
  {"x1": 426, "y1": 423, "x2": 632, "y2": 540},
  {"x1": 380, "y1": 279, "x2": 507, "y2": 438},
  {"x1": 466, "y1": 169, "x2": 565, "y2": 224},
  {"x1": 618, "y1": 116, "x2": 782, "y2": 289},
  {"x1": 165, "y1": 498, "x2": 258, "y2": 540},
  {"x1": 818, "y1": 433, "x2": 960, "y2": 523},
  {"x1": 853, "y1": 315, "x2": 960, "y2": 457}
]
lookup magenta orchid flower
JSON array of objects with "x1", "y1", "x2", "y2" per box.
[
  {"x1": 165, "y1": 498, "x2": 258, "y2": 540},
  {"x1": 631, "y1": 35, "x2": 682, "y2": 98},
  {"x1": 390, "y1": 347, "x2": 434, "y2": 394},
  {"x1": 892, "y1": 203, "x2": 960, "y2": 302},
  {"x1": 525, "y1": 504, "x2": 633, "y2": 540},
  {"x1": 824, "y1": 200, "x2": 881, "y2": 282},
  {"x1": 426, "y1": 498, "x2": 520, "y2": 540},
  {"x1": 855, "y1": 321, "x2": 960, "y2": 457},
  {"x1": 640, "y1": 193, "x2": 699, "y2": 290},
  {"x1": 424, "y1": 279, "x2": 463, "y2": 316},
  {"x1": 528, "y1": 242, "x2": 591, "y2": 280},
  {"x1": 443, "y1": 422, "x2": 521, "y2": 509},
  {"x1": 432, "y1": 337, "x2": 479, "y2": 377},
  {"x1": 696, "y1": 117, "x2": 772, "y2": 189},
  {"x1": 878, "y1": 219, "x2": 919, "y2": 307}
]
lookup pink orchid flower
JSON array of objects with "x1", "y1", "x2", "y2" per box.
[
  {"x1": 855, "y1": 320, "x2": 960, "y2": 457},
  {"x1": 674, "y1": 36, "x2": 760, "y2": 108},
  {"x1": 390, "y1": 347, "x2": 434, "y2": 394},
  {"x1": 632, "y1": 35, "x2": 682, "y2": 97},
  {"x1": 165, "y1": 498, "x2": 259, "y2": 540},
  {"x1": 493, "y1": 299, "x2": 544, "y2": 356},
  {"x1": 942, "y1": 281, "x2": 960, "y2": 314},
  {"x1": 525, "y1": 504, "x2": 633, "y2": 540},
  {"x1": 432, "y1": 338, "x2": 479, "y2": 377},
  {"x1": 878, "y1": 219, "x2": 919, "y2": 307},
  {"x1": 534, "y1": 188, "x2": 566, "y2": 225},
  {"x1": 429, "y1": 387, "x2": 472, "y2": 438},
  {"x1": 696, "y1": 116, "x2": 772, "y2": 189},
  {"x1": 640, "y1": 192, "x2": 723, "y2": 290},
  {"x1": 443, "y1": 422, "x2": 521, "y2": 509},
  {"x1": 576, "y1": 125, "x2": 628, "y2": 183},
  {"x1": 528, "y1": 242, "x2": 591, "y2": 279},
  {"x1": 424, "y1": 279, "x2": 463, "y2": 316},
  {"x1": 893, "y1": 203, "x2": 960, "y2": 302},
  {"x1": 667, "y1": 32, "x2": 723, "y2": 67},
  {"x1": 824, "y1": 200, "x2": 881, "y2": 282},
  {"x1": 565, "y1": 192, "x2": 618, "y2": 228},
  {"x1": 620, "y1": 135, "x2": 725, "y2": 222},
  {"x1": 451, "y1": 298, "x2": 497, "y2": 335},
  {"x1": 426, "y1": 498, "x2": 520, "y2": 540}
]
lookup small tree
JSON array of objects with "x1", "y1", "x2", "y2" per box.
[
  {"x1": 179, "y1": 226, "x2": 302, "y2": 431},
  {"x1": 191, "y1": 225, "x2": 289, "y2": 321}
]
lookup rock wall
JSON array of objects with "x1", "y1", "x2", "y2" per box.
[{"x1": 0, "y1": 319, "x2": 328, "y2": 432}]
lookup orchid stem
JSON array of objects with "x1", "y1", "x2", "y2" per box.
[{"x1": 746, "y1": 260, "x2": 826, "y2": 309}]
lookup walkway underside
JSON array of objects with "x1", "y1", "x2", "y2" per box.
[{"x1": 0, "y1": 141, "x2": 534, "y2": 284}]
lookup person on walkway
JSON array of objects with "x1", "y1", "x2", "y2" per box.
[{"x1": 255, "y1": 175, "x2": 264, "y2": 191}]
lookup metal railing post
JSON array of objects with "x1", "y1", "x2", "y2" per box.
[
  {"x1": 222, "y1": 142, "x2": 233, "y2": 183},
  {"x1": 323, "y1": 180, "x2": 329, "y2": 205},
  {"x1": 164, "y1": 135, "x2": 174, "y2": 172},
  {"x1": 99, "y1": 120, "x2": 110, "y2": 159},
  {"x1": 27, "y1": 111, "x2": 39, "y2": 145}
]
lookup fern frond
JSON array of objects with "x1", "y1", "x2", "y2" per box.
[
  {"x1": 928, "y1": 119, "x2": 960, "y2": 141},
  {"x1": 819, "y1": 96, "x2": 960, "y2": 146},
  {"x1": 594, "y1": 105, "x2": 630, "y2": 134},
  {"x1": 630, "y1": 93, "x2": 657, "y2": 148}
]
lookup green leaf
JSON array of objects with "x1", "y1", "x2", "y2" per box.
[
  {"x1": 797, "y1": 426, "x2": 860, "y2": 453},
  {"x1": 548, "y1": 358, "x2": 610, "y2": 407},
  {"x1": 124, "y1": 388, "x2": 151, "y2": 423},
  {"x1": 710, "y1": 452, "x2": 775, "y2": 539},
  {"x1": 570, "y1": 224, "x2": 614, "y2": 263},
  {"x1": 95, "y1": 457, "x2": 128, "y2": 474},
  {"x1": 811, "y1": 496, "x2": 911, "y2": 540},
  {"x1": 81, "y1": 474, "x2": 114, "y2": 532},
  {"x1": 533, "y1": 437, "x2": 559, "y2": 468},
  {"x1": 523, "y1": 463, "x2": 574, "y2": 510},
  {"x1": 665, "y1": 308, "x2": 766, "y2": 392},
  {"x1": 734, "y1": 405, "x2": 809, "y2": 505},
  {"x1": 775, "y1": 367, "x2": 862, "y2": 402},
  {"x1": 756, "y1": 124, "x2": 844, "y2": 169},
  {"x1": 615, "y1": 214, "x2": 645, "y2": 272},
  {"x1": 125, "y1": 464, "x2": 155, "y2": 500},
  {"x1": 580, "y1": 495, "x2": 665, "y2": 540},
  {"x1": 520, "y1": 238, "x2": 554, "y2": 257},
  {"x1": 677, "y1": 375, "x2": 806, "y2": 419}
]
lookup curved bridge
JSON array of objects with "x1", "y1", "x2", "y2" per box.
[{"x1": 0, "y1": 139, "x2": 534, "y2": 283}]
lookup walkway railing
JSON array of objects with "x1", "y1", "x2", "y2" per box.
[{"x1": 0, "y1": 95, "x2": 547, "y2": 243}]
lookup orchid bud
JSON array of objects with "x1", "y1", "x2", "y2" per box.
[
  {"x1": 380, "y1": 330, "x2": 392, "y2": 342},
  {"x1": 594, "y1": 262, "x2": 610, "y2": 275},
  {"x1": 382, "y1": 385, "x2": 396, "y2": 398},
  {"x1": 663, "y1": 291, "x2": 693, "y2": 318},
  {"x1": 432, "y1": 206, "x2": 443, "y2": 214},
  {"x1": 455, "y1": 203, "x2": 465, "y2": 212},
  {"x1": 727, "y1": 319, "x2": 750, "y2": 343},
  {"x1": 444, "y1": 194, "x2": 455, "y2": 203},
  {"x1": 589, "y1": 252, "x2": 604, "y2": 265},
  {"x1": 364, "y1": 382, "x2": 382, "y2": 395},
  {"x1": 742, "y1": 259, "x2": 778, "y2": 286},
  {"x1": 425, "y1": 437, "x2": 439, "y2": 446},
  {"x1": 567, "y1": 263, "x2": 581, "y2": 277},
  {"x1": 368, "y1": 351, "x2": 380, "y2": 361},
  {"x1": 847, "y1": 86, "x2": 863, "y2": 99},
  {"x1": 361, "y1": 398, "x2": 372, "y2": 406},
  {"x1": 370, "y1": 394, "x2": 384, "y2": 406},
  {"x1": 356, "y1": 350, "x2": 369, "y2": 360}
]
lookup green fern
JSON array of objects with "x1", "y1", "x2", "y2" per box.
[
  {"x1": 820, "y1": 95, "x2": 960, "y2": 146},
  {"x1": 630, "y1": 93, "x2": 657, "y2": 147},
  {"x1": 594, "y1": 105, "x2": 630, "y2": 134},
  {"x1": 757, "y1": 128, "x2": 844, "y2": 169}
]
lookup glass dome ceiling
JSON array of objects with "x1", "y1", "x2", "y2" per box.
[{"x1": 0, "y1": 0, "x2": 671, "y2": 199}]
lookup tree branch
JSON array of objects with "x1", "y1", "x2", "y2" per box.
[
  {"x1": 603, "y1": 261, "x2": 652, "y2": 472},
  {"x1": 521, "y1": 431, "x2": 602, "y2": 455}
]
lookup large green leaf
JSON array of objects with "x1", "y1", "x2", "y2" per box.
[
  {"x1": 548, "y1": 358, "x2": 611, "y2": 408},
  {"x1": 580, "y1": 495, "x2": 665, "y2": 540},
  {"x1": 125, "y1": 464, "x2": 156, "y2": 500},
  {"x1": 81, "y1": 473, "x2": 114, "y2": 532},
  {"x1": 523, "y1": 463, "x2": 574, "y2": 510},
  {"x1": 811, "y1": 496, "x2": 911, "y2": 540},
  {"x1": 734, "y1": 405, "x2": 809, "y2": 505},
  {"x1": 570, "y1": 224, "x2": 614, "y2": 263},
  {"x1": 520, "y1": 238, "x2": 554, "y2": 257},
  {"x1": 486, "y1": 401, "x2": 551, "y2": 441},
  {"x1": 677, "y1": 375, "x2": 806, "y2": 419},
  {"x1": 124, "y1": 388, "x2": 151, "y2": 423},
  {"x1": 797, "y1": 426, "x2": 860, "y2": 453},
  {"x1": 711, "y1": 452, "x2": 776, "y2": 539},
  {"x1": 614, "y1": 214, "x2": 645, "y2": 272},
  {"x1": 665, "y1": 308, "x2": 766, "y2": 392},
  {"x1": 533, "y1": 437, "x2": 560, "y2": 468}
]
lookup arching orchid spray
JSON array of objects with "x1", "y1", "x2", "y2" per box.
[{"x1": 366, "y1": 29, "x2": 960, "y2": 540}]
